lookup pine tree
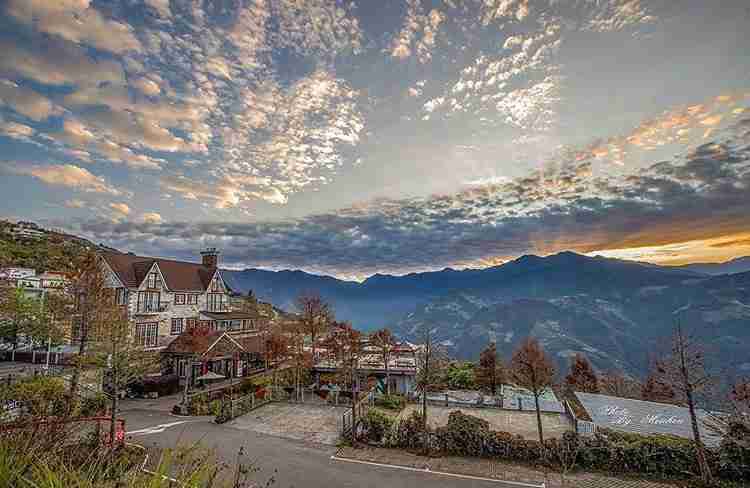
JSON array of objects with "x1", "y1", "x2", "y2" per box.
[
  {"x1": 564, "y1": 353, "x2": 599, "y2": 393},
  {"x1": 510, "y1": 337, "x2": 555, "y2": 444},
  {"x1": 476, "y1": 342, "x2": 504, "y2": 395}
]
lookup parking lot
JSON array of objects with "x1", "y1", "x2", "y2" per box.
[
  {"x1": 400, "y1": 404, "x2": 573, "y2": 440},
  {"x1": 228, "y1": 402, "x2": 350, "y2": 445}
]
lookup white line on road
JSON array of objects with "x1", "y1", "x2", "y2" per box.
[
  {"x1": 330, "y1": 455, "x2": 545, "y2": 487},
  {"x1": 127, "y1": 420, "x2": 200, "y2": 436}
]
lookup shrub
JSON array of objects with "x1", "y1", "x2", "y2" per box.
[
  {"x1": 360, "y1": 409, "x2": 394, "y2": 444},
  {"x1": 209, "y1": 399, "x2": 222, "y2": 417},
  {"x1": 375, "y1": 394, "x2": 405, "y2": 411},
  {"x1": 78, "y1": 393, "x2": 108, "y2": 417},
  {"x1": 130, "y1": 374, "x2": 180, "y2": 397},
  {"x1": 439, "y1": 411, "x2": 490, "y2": 456}
]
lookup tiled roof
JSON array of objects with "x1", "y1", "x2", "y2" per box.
[
  {"x1": 201, "y1": 311, "x2": 261, "y2": 320},
  {"x1": 101, "y1": 252, "x2": 219, "y2": 292},
  {"x1": 164, "y1": 331, "x2": 263, "y2": 357}
]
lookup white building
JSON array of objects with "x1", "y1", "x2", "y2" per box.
[{"x1": 99, "y1": 249, "x2": 260, "y2": 350}]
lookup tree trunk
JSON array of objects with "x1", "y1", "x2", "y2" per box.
[
  {"x1": 686, "y1": 388, "x2": 713, "y2": 483},
  {"x1": 385, "y1": 354, "x2": 391, "y2": 396},
  {"x1": 109, "y1": 389, "x2": 118, "y2": 448},
  {"x1": 70, "y1": 307, "x2": 87, "y2": 396},
  {"x1": 534, "y1": 393, "x2": 544, "y2": 444}
]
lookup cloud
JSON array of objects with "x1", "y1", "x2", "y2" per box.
[
  {"x1": 0, "y1": 36, "x2": 124, "y2": 87},
  {"x1": 0, "y1": 120, "x2": 35, "y2": 142},
  {"x1": 390, "y1": 1, "x2": 445, "y2": 63},
  {"x1": 65, "y1": 118, "x2": 750, "y2": 277},
  {"x1": 0, "y1": 80, "x2": 60, "y2": 121},
  {"x1": 7, "y1": 0, "x2": 141, "y2": 54},
  {"x1": 64, "y1": 199, "x2": 86, "y2": 209},
  {"x1": 11, "y1": 164, "x2": 122, "y2": 196},
  {"x1": 109, "y1": 202, "x2": 131, "y2": 216},
  {"x1": 140, "y1": 212, "x2": 163, "y2": 224}
]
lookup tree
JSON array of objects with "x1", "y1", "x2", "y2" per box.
[
  {"x1": 295, "y1": 292, "x2": 332, "y2": 362},
  {"x1": 0, "y1": 288, "x2": 42, "y2": 358},
  {"x1": 641, "y1": 371, "x2": 676, "y2": 403},
  {"x1": 652, "y1": 322, "x2": 714, "y2": 484},
  {"x1": 337, "y1": 323, "x2": 363, "y2": 445},
  {"x1": 370, "y1": 328, "x2": 396, "y2": 395},
  {"x1": 476, "y1": 342, "x2": 504, "y2": 395},
  {"x1": 444, "y1": 361, "x2": 476, "y2": 390},
  {"x1": 264, "y1": 326, "x2": 289, "y2": 389},
  {"x1": 564, "y1": 353, "x2": 599, "y2": 393},
  {"x1": 599, "y1": 370, "x2": 641, "y2": 399},
  {"x1": 415, "y1": 323, "x2": 447, "y2": 436},
  {"x1": 66, "y1": 251, "x2": 112, "y2": 396},
  {"x1": 510, "y1": 337, "x2": 555, "y2": 444},
  {"x1": 92, "y1": 291, "x2": 154, "y2": 445}
]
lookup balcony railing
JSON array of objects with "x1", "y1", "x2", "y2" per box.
[{"x1": 136, "y1": 304, "x2": 168, "y2": 314}]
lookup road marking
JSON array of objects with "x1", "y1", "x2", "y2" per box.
[
  {"x1": 127, "y1": 420, "x2": 200, "y2": 436},
  {"x1": 330, "y1": 455, "x2": 545, "y2": 487}
]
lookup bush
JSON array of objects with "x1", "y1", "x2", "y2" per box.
[
  {"x1": 382, "y1": 410, "x2": 750, "y2": 483},
  {"x1": 360, "y1": 409, "x2": 394, "y2": 444},
  {"x1": 375, "y1": 394, "x2": 405, "y2": 411},
  {"x1": 78, "y1": 393, "x2": 108, "y2": 417},
  {"x1": 438, "y1": 411, "x2": 489, "y2": 456},
  {"x1": 130, "y1": 374, "x2": 180, "y2": 397}
]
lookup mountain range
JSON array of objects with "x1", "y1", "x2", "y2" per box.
[{"x1": 223, "y1": 252, "x2": 750, "y2": 377}]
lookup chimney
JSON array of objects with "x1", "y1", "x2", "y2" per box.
[{"x1": 200, "y1": 248, "x2": 219, "y2": 268}]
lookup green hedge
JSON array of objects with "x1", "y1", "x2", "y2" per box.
[{"x1": 359, "y1": 410, "x2": 750, "y2": 483}]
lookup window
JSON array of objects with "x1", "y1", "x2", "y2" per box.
[
  {"x1": 174, "y1": 293, "x2": 185, "y2": 305},
  {"x1": 207, "y1": 293, "x2": 226, "y2": 312},
  {"x1": 116, "y1": 288, "x2": 129, "y2": 306},
  {"x1": 137, "y1": 291, "x2": 161, "y2": 313},
  {"x1": 210, "y1": 278, "x2": 222, "y2": 292},
  {"x1": 177, "y1": 360, "x2": 187, "y2": 378},
  {"x1": 135, "y1": 323, "x2": 158, "y2": 348},
  {"x1": 171, "y1": 318, "x2": 184, "y2": 335},
  {"x1": 230, "y1": 320, "x2": 241, "y2": 330},
  {"x1": 146, "y1": 272, "x2": 161, "y2": 289},
  {"x1": 186, "y1": 318, "x2": 197, "y2": 330},
  {"x1": 187, "y1": 294, "x2": 198, "y2": 305}
]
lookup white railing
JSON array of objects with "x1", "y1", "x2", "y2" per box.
[{"x1": 577, "y1": 419, "x2": 598, "y2": 435}]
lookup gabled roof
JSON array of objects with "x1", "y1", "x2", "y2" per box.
[
  {"x1": 164, "y1": 330, "x2": 262, "y2": 358},
  {"x1": 101, "y1": 252, "x2": 221, "y2": 292}
]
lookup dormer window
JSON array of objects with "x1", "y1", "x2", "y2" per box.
[
  {"x1": 147, "y1": 272, "x2": 160, "y2": 289},
  {"x1": 210, "y1": 278, "x2": 222, "y2": 292}
]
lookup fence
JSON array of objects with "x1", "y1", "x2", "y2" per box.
[
  {"x1": 412, "y1": 391, "x2": 565, "y2": 414},
  {"x1": 341, "y1": 387, "x2": 375, "y2": 438},
  {"x1": 217, "y1": 389, "x2": 273, "y2": 423},
  {"x1": 0, "y1": 416, "x2": 126, "y2": 448},
  {"x1": 576, "y1": 419, "x2": 598, "y2": 435}
]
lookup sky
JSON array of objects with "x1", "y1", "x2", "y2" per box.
[{"x1": 0, "y1": 0, "x2": 749, "y2": 280}]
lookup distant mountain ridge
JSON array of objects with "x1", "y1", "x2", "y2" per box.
[
  {"x1": 669, "y1": 256, "x2": 750, "y2": 276},
  {"x1": 223, "y1": 252, "x2": 750, "y2": 376}
]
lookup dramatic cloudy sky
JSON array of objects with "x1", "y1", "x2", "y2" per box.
[{"x1": 0, "y1": 0, "x2": 749, "y2": 279}]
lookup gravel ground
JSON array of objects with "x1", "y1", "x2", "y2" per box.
[
  {"x1": 400, "y1": 404, "x2": 574, "y2": 440},
  {"x1": 227, "y1": 402, "x2": 350, "y2": 445}
]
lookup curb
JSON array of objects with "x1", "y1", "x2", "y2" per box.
[{"x1": 330, "y1": 455, "x2": 545, "y2": 487}]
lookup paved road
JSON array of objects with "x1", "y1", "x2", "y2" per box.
[{"x1": 121, "y1": 408, "x2": 539, "y2": 488}]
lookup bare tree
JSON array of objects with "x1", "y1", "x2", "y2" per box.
[
  {"x1": 264, "y1": 325, "x2": 289, "y2": 390},
  {"x1": 337, "y1": 323, "x2": 363, "y2": 445},
  {"x1": 67, "y1": 251, "x2": 111, "y2": 396},
  {"x1": 652, "y1": 322, "x2": 714, "y2": 484},
  {"x1": 415, "y1": 323, "x2": 447, "y2": 435},
  {"x1": 510, "y1": 337, "x2": 555, "y2": 444},
  {"x1": 295, "y1": 292, "x2": 333, "y2": 362},
  {"x1": 599, "y1": 370, "x2": 642, "y2": 399},
  {"x1": 641, "y1": 370, "x2": 676, "y2": 403},
  {"x1": 476, "y1": 342, "x2": 504, "y2": 396},
  {"x1": 93, "y1": 291, "x2": 154, "y2": 446},
  {"x1": 288, "y1": 319, "x2": 311, "y2": 403},
  {"x1": 564, "y1": 353, "x2": 599, "y2": 394},
  {"x1": 370, "y1": 328, "x2": 396, "y2": 395}
]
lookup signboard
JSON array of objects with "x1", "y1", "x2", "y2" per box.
[{"x1": 575, "y1": 392, "x2": 722, "y2": 446}]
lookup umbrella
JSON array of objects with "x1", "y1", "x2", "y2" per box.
[{"x1": 195, "y1": 371, "x2": 226, "y2": 381}]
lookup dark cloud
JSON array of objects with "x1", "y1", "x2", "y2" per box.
[{"x1": 64, "y1": 125, "x2": 750, "y2": 277}]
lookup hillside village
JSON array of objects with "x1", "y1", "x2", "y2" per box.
[{"x1": 1, "y1": 221, "x2": 749, "y2": 487}]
